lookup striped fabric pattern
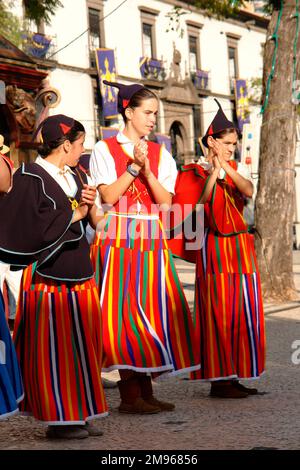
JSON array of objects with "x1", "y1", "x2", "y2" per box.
[
  {"x1": 0, "y1": 293, "x2": 23, "y2": 419},
  {"x1": 91, "y1": 214, "x2": 200, "y2": 375},
  {"x1": 191, "y1": 230, "x2": 266, "y2": 380},
  {"x1": 13, "y1": 267, "x2": 108, "y2": 424}
]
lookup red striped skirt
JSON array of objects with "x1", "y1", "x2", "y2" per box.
[
  {"x1": 191, "y1": 230, "x2": 266, "y2": 380},
  {"x1": 91, "y1": 213, "x2": 200, "y2": 376},
  {"x1": 13, "y1": 265, "x2": 108, "y2": 424}
]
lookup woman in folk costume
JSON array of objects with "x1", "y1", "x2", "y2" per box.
[
  {"x1": 169, "y1": 100, "x2": 265, "y2": 398},
  {"x1": 0, "y1": 140, "x2": 23, "y2": 419},
  {"x1": 0, "y1": 116, "x2": 107, "y2": 438},
  {"x1": 89, "y1": 81, "x2": 200, "y2": 414}
]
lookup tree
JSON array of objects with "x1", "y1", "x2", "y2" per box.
[
  {"x1": 254, "y1": 0, "x2": 299, "y2": 301},
  {"x1": 169, "y1": 0, "x2": 299, "y2": 301},
  {"x1": 0, "y1": 0, "x2": 62, "y2": 45},
  {"x1": 23, "y1": 0, "x2": 62, "y2": 27}
]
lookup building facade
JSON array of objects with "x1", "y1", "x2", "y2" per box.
[{"x1": 1, "y1": 0, "x2": 300, "y2": 247}]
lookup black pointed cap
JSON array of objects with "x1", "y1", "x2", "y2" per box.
[
  {"x1": 202, "y1": 99, "x2": 236, "y2": 148},
  {"x1": 103, "y1": 80, "x2": 144, "y2": 113},
  {"x1": 33, "y1": 114, "x2": 75, "y2": 144}
]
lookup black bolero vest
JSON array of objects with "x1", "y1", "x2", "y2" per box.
[{"x1": 0, "y1": 162, "x2": 93, "y2": 282}]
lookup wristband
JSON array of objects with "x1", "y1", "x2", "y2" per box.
[{"x1": 126, "y1": 164, "x2": 140, "y2": 177}]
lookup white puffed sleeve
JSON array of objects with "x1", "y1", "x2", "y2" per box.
[
  {"x1": 237, "y1": 162, "x2": 252, "y2": 182},
  {"x1": 157, "y1": 145, "x2": 178, "y2": 194},
  {"x1": 89, "y1": 141, "x2": 117, "y2": 187}
]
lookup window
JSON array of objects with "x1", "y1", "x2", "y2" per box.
[
  {"x1": 189, "y1": 36, "x2": 198, "y2": 72},
  {"x1": 142, "y1": 23, "x2": 153, "y2": 58},
  {"x1": 186, "y1": 21, "x2": 202, "y2": 74},
  {"x1": 88, "y1": 7, "x2": 105, "y2": 67},
  {"x1": 226, "y1": 33, "x2": 240, "y2": 94},
  {"x1": 192, "y1": 104, "x2": 203, "y2": 159},
  {"x1": 140, "y1": 7, "x2": 158, "y2": 59},
  {"x1": 229, "y1": 47, "x2": 237, "y2": 77}
]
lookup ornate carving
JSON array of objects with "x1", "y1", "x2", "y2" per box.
[
  {"x1": 169, "y1": 42, "x2": 182, "y2": 83},
  {"x1": 5, "y1": 85, "x2": 36, "y2": 134},
  {"x1": 35, "y1": 79, "x2": 61, "y2": 110}
]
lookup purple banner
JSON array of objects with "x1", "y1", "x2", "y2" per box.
[
  {"x1": 96, "y1": 48, "x2": 118, "y2": 119},
  {"x1": 192, "y1": 70, "x2": 209, "y2": 90},
  {"x1": 234, "y1": 79, "x2": 250, "y2": 132},
  {"x1": 100, "y1": 127, "x2": 118, "y2": 140},
  {"x1": 155, "y1": 133, "x2": 172, "y2": 153},
  {"x1": 22, "y1": 32, "x2": 52, "y2": 59},
  {"x1": 139, "y1": 57, "x2": 166, "y2": 81}
]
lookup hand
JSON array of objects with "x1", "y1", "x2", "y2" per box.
[
  {"x1": 209, "y1": 138, "x2": 226, "y2": 168},
  {"x1": 75, "y1": 203, "x2": 89, "y2": 221},
  {"x1": 140, "y1": 156, "x2": 152, "y2": 179},
  {"x1": 133, "y1": 140, "x2": 147, "y2": 169},
  {"x1": 212, "y1": 156, "x2": 221, "y2": 173},
  {"x1": 80, "y1": 184, "x2": 97, "y2": 207}
]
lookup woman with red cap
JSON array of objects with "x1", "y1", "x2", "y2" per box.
[
  {"x1": 169, "y1": 100, "x2": 265, "y2": 398},
  {"x1": 90, "y1": 81, "x2": 200, "y2": 414},
  {"x1": 0, "y1": 143, "x2": 24, "y2": 420},
  {"x1": 0, "y1": 115, "x2": 108, "y2": 438}
]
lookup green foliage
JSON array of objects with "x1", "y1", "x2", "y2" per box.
[
  {"x1": 0, "y1": 1, "x2": 22, "y2": 46},
  {"x1": 247, "y1": 77, "x2": 263, "y2": 104},
  {"x1": 191, "y1": 0, "x2": 244, "y2": 18},
  {"x1": 0, "y1": 0, "x2": 62, "y2": 46},
  {"x1": 165, "y1": 6, "x2": 188, "y2": 38},
  {"x1": 23, "y1": 0, "x2": 62, "y2": 26}
]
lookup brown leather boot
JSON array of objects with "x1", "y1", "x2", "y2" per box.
[
  {"x1": 210, "y1": 381, "x2": 248, "y2": 398},
  {"x1": 117, "y1": 377, "x2": 161, "y2": 414},
  {"x1": 139, "y1": 375, "x2": 175, "y2": 411}
]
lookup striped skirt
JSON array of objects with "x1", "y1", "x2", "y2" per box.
[
  {"x1": 13, "y1": 266, "x2": 108, "y2": 424},
  {"x1": 91, "y1": 213, "x2": 200, "y2": 375},
  {"x1": 0, "y1": 292, "x2": 23, "y2": 419},
  {"x1": 191, "y1": 230, "x2": 266, "y2": 381}
]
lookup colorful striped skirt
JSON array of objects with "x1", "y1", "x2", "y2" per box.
[
  {"x1": 0, "y1": 292, "x2": 23, "y2": 419},
  {"x1": 13, "y1": 266, "x2": 108, "y2": 424},
  {"x1": 191, "y1": 230, "x2": 266, "y2": 381},
  {"x1": 91, "y1": 213, "x2": 200, "y2": 376}
]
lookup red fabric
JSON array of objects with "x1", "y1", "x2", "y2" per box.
[
  {"x1": 104, "y1": 137, "x2": 161, "y2": 214},
  {"x1": 167, "y1": 161, "x2": 248, "y2": 262},
  {"x1": 208, "y1": 160, "x2": 248, "y2": 235},
  {"x1": 167, "y1": 164, "x2": 208, "y2": 263},
  {"x1": 0, "y1": 153, "x2": 13, "y2": 171}
]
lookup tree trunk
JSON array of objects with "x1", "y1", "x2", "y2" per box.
[{"x1": 255, "y1": 0, "x2": 300, "y2": 302}]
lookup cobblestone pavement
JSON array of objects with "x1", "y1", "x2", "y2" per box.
[{"x1": 0, "y1": 254, "x2": 300, "y2": 450}]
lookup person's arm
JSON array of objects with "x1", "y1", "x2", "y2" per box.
[
  {"x1": 98, "y1": 141, "x2": 146, "y2": 205},
  {"x1": 141, "y1": 156, "x2": 172, "y2": 207},
  {"x1": 199, "y1": 157, "x2": 221, "y2": 204},
  {"x1": 209, "y1": 139, "x2": 253, "y2": 198},
  {"x1": 99, "y1": 162, "x2": 142, "y2": 205},
  {"x1": 87, "y1": 204, "x2": 104, "y2": 230},
  {"x1": 221, "y1": 161, "x2": 253, "y2": 198},
  {"x1": 0, "y1": 155, "x2": 12, "y2": 194},
  {"x1": 72, "y1": 184, "x2": 97, "y2": 223}
]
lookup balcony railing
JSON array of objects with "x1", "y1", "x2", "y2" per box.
[
  {"x1": 191, "y1": 69, "x2": 211, "y2": 91},
  {"x1": 22, "y1": 32, "x2": 55, "y2": 60},
  {"x1": 139, "y1": 57, "x2": 166, "y2": 81}
]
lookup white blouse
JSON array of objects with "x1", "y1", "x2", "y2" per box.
[
  {"x1": 35, "y1": 156, "x2": 78, "y2": 198},
  {"x1": 89, "y1": 132, "x2": 178, "y2": 195}
]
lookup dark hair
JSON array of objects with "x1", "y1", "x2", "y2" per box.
[
  {"x1": 121, "y1": 88, "x2": 158, "y2": 122},
  {"x1": 211, "y1": 127, "x2": 238, "y2": 140},
  {"x1": 38, "y1": 120, "x2": 85, "y2": 157}
]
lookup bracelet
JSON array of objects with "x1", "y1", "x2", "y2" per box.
[{"x1": 126, "y1": 164, "x2": 140, "y2": 178}]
